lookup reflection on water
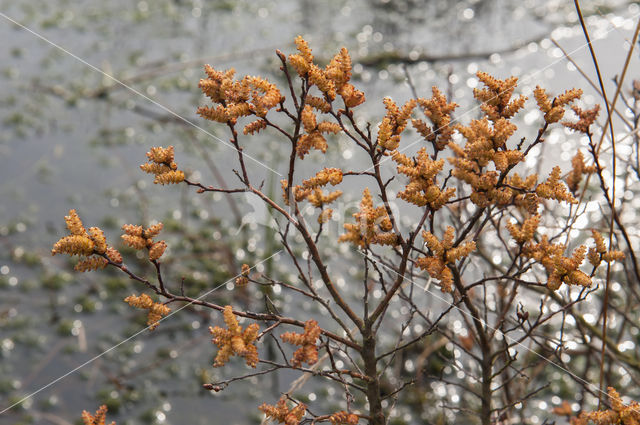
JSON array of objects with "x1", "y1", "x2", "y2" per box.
[{"x1": 0, "y1": 0, "x2": 638, "y2": 424}]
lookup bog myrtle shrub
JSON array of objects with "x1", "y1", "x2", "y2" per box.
[{"x1": 55, "y1": 36, "x2": 636, "y2": 425}]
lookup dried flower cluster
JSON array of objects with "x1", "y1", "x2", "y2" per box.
[
  {"x1": 197, "y1": 66, "x2": 282, "y2": 125},
  {"x1": 52, "y1": 209, "x2": 122, "y2": 271},
  {"x1": 140, "y1": 145, "x2": 185, "y2": 185},
  {"x1": 81, "y1": 405, "x2": 115, "y2": 425},
  {"x1": 392, "y1": 149, "x2": 455, "y2": 208},
  {"x1": 564, "y1": 387, "x2": 640, "y2": 425},
  {"x1": 536, "y1": 166, "x2": 578, "y2": 203},
  {"x1": 449, "y1": 115, "x2": 523, "y2": 195},
  {"x1": 416, "y1": 226, "x2": 476, "y2": 292},
  {"x1": 562, "y1": 104, "x2": 600, "y2": 135},
  {"x1": 289, "y1": 36, "x2": 365, "y2": 157},
  {"x1": 377, "y1": 97, "x2": 417, "y2": 151},
  {"x1": 447, "y1": 73, "x2": 529, "y2": 207},
  {"x1": 297, "y1": 105, "x2": 343, "y2": 158},
  {"x1": 412, "y1": 86, "x2": 458, "y2": 151},
  {"x1": 522, "y1": 236, "x2": 591, "y2": 290},
  {"x1": 124, "y1": 293, "x2": 171, "y2": 330},
  {"x1": 588, "y1": 229, "x2": 625, "y2": 267},
  {"x1": 506, "y1": 214, "x2": 541, "y2": 244},
  {"x1": 533, "y1": 86, "x2": 583, "y2": 124},
  {"x1": 281, "y1": 319, "x2": 321, "y2": 367},
  {"x1": 210, "y1": 305, "x2": 259, "y2": 368},
  {"x1": 329, "y1": 411, "x2": 359, "y2": 425},
  {"x1": 235, "y1": 263, "x2": 251, "y2": 287},
  {"x1": 547, "y1": 246, "x2": 591, "y2": 289},
  {"x1": 289, "y1": 36, "x2": 364, "y2": 108},
  {"x1": 339, "y1": 188, "x2": 397, "y2": 247},
  {"x1": 446, "y1": 73, "x2": 585, "y2": 212},
  {"x1": 474, "y1": 72, "x2": 527, "y2": 121},
  {"x1": 121, "y1": 222, "x2": 167, "y2": 261},
  {"x1": 259, "y1": 397, "x2": 307, "y2": 425},
  {"x1": 566, "y1": 151, "x2": 597, "y2": 194},
  {"x1": 283, "y1": 167, "x2": 344, "y2": 222}
]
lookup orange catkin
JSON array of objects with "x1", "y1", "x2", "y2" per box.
[
  {"x1": 210, "y1": 306, "x2": 259, "y2": 367},
  {"x1": 281, "y1": 319, "x2": 321, "y2": 367}
]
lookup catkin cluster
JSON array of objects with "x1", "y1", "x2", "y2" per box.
[
  {"x1": 235, "y1": 263, "x2": 251, "y2": 287},
  {"x1": 301, "y1": 167, "x2": 343, "y2": 189},
  {"x1": 81, "y1": 405, "x2": 115, "y2": 425},
  {"x1": 412, "y1": 86, "x2": 458, "y2": 151},
  {"x1": 52, "y1": 209, "x2": 122, "y2": 271},
  {"x1": 474, "y1": 72, "x2": 527, "y2": 121},
  {"x1": 288, "y1": 36, "x2": 366, "y2": 157},
  {"x1": 209, "y1": 305, "x2": 259, "y2": 368},
  {"x1": 449, "y1": 74, "x2": 526, "y2": 207},
  {"x1": 377, "y1": 97, "x2": 417, "y2": 151},
  {"x1": 259, "y1": 397, "x2": 307, "y2": 425},
  {"x1": 297, "y1": 105, "x2": 343, "y2": 158},
  {"x1": 416, "y1": 226, "x2": 476, "y2": 293},
  {"x1": 562, "y1": 104, "x2": 600, "y2": 135},
  {"x1": 506, "y1": 214, "x2": 541, "y2": 245},
  {"x1": 449, "y1": 144, "x2": 521, "y2": 207},
  {"x1": 566, "y1": 151, "x2": 597, "y2": 194},
  {"x1": 535, "y1": 166, "x2": 577, "y2": 203},
  {"x1": 547, "y1": 246, "x2": 591, "y2": 289},
  {"x1": 329, "y1": 411, "x2": 359, "y2": 425},
  {"x1": 522, "y1": 236, "x2": 593, "y2": 290},
  {"x1": 533, "y1": 85, "x2": 583, "y2": 124},
  {"x1": 124, "y1": 293, "x2": 171, "y2": 331},
  {"x1": 197, "y1": 66, "x2": 282, "y2": 127},
  {"x1": 446, "y1": 73, "x2": 586, "y2": 212},
  {"x1": 587, "y1": 229, "x2": 625, "y2": 268},
  {"x1": 121, "y1": 222, "x2": 167, "y2": 261},
  {"x1": 289, "y1": 36, "x2": 364, "y2": 108},
  {"x1": 140, "y1": 145, "x2": 185, "y2": 185},
  {"x1": 392, "y1": 149, "x2": 455, "y2": 209},
  {"x1": 563, "y1": 387, "x2": 640, "y2": 425},
  {"x1": 281, "y1": 319, "x2": 321, "y2": 367},
  {"x1": 339, "y1": 188, "x2": 397, "y2": 247},
  {"x1": 283, "y1": 168, "x2": 343, "y2": 222}
]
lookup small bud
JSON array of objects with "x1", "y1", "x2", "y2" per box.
[{"x1": 149, "y1": 241, "x2": 167, "y2": 261}]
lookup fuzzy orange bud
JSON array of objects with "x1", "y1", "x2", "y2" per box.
[
  {"x1": 64, "y1": 209, "x2": 87, "y2": 236},
  {"x1": 124, "y1": 293, "x2": 170, "y2": 331},
  {"x1": 81, "y1": 405, "x2": 115, "y2": 425},
  {"x1": 145, "y1": 222, "x2": 164, "y2": 239},
  {"x1": 106, "y1": 246, "x2": 123, "y2": 264},
  {"x1": 88, "y1": 227, "x2": 107, "y2": 254},
  {"x1": 210, "y1": 306, "x2": 260, "y2": 367},
  {"x1": 146, "y1": 146, "x2": 175, "y2": 164},
  {"x1": 74, "y1": 257, "x2": 108, "y2": 272},
  {"x1": 121, "y1": 234, "x2": 147, "y2": 250},
  {"x1": 122, "y1": 224, "x2": 143, "y2": 237},
  {"x1": 154, "y1": 170, "x2": 185, "y2": 185},
  {"x1": 243, "y1": 119, "x2": 268, "y2": 135},
  {"x1": 52, "y1": 235, "x2": 95, "y2": 256},
  {"x1": 149, "y1": 240, "x2": 167, "y2": 261}
]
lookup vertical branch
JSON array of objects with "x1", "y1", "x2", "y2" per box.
[
  {"x1": 451, "y1": 267, "x2": 493, "y2": 425},
  {"x1": 574, "y1": 1, "x2": 640, "y2": 404}
]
